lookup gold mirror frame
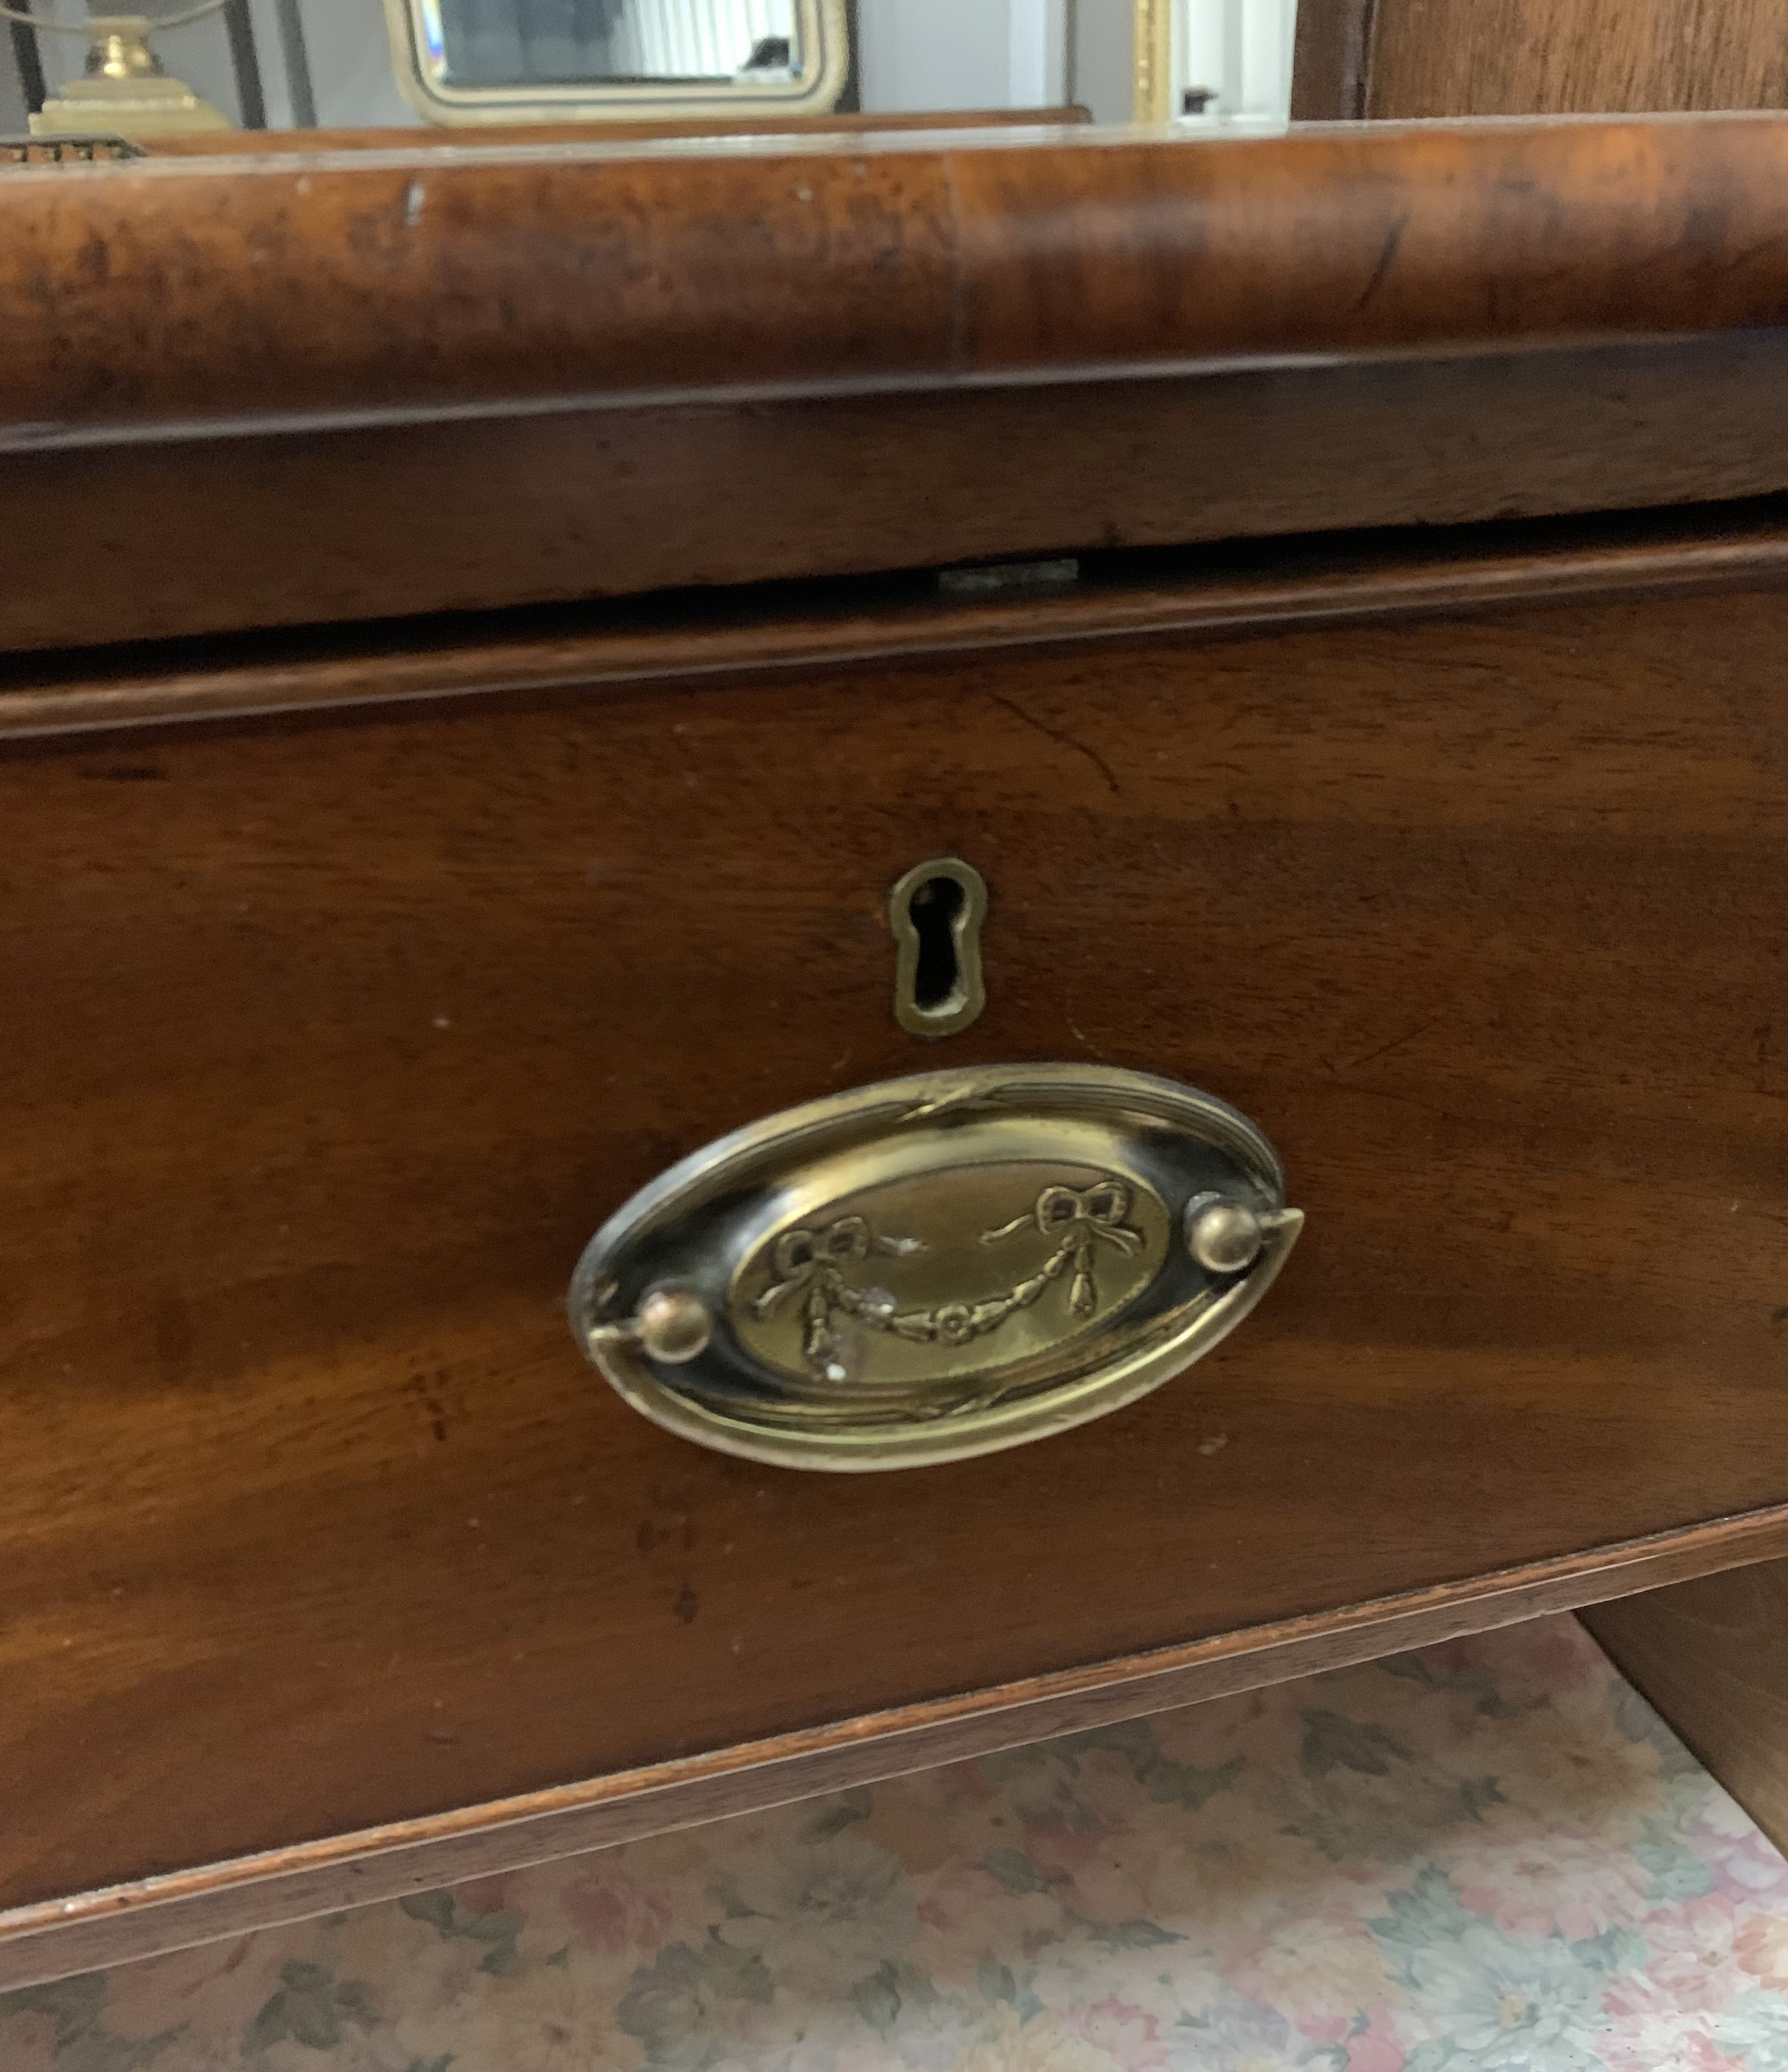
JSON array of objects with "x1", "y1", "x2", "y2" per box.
[
  {"x1": 383, "y1": 0, "x2": 849, "y2": 126},
  {"x1": 1132, "y1": 0, "x2": 1172, "y2": 122}
]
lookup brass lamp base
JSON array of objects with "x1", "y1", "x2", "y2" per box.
[{"x1": 30, "y1": 16, "x2": 231, "y2": 140}]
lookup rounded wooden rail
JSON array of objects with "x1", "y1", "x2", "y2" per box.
[{"x1": 2, "y1": 114, "x2": 1788, "y2": 435}]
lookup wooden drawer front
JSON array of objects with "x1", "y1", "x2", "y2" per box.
[{"x1": 4, "y1": 579, "x2": 1787, "y2": 1925}]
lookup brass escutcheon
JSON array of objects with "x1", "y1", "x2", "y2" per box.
[{"x1": 889, "y1": 857, "x2": 987, "y2": 1038}]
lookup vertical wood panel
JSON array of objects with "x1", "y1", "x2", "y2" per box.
[
  {"x1": 1583, "y1": 1563, "x2": 1788, "y2": 1855},
  {"x1": 1365, "y1": 0, "x2": 1788, "y2": 118},
  {"x1": 1290, "y1": 0, "x2": 1374, "y2": 119}
]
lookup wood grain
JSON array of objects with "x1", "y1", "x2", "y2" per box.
[
  {"x1": 6, "y1": 572, "x2": 1788, "y2": 1964},
  {"x1": 5, "y1": 1512, "x2": 1787, "y2": 1992},
  {"x1": 1583, "y1": 1561, "x2": 1788, "y2": 1854},
  {"x1": 11, "y1": 330, "x2": 1788, "y2": 653},
  {"x1": 4, "y1": 503, "x2": 1788, "y2": 742},
  {"x1": 1366, "y1": 0, "x2": 1788, "y2": 117},
  {"x1": 1290, "y1": 0, "x2": 1375, "y2": 119},
  {"x1": 8, "y1": 119, "x2": 1788, "y2": 439}
]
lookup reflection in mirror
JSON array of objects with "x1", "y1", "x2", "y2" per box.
[
  {"x1": 434, "y1": 0, "x2": 798, "y2": 88},
  {"x1": 388, "y1": 0, "x2": 847, "y2": 119}
]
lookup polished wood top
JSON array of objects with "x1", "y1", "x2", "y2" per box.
[{"x1": 4, "y1": 116, "x2": 1788, "y2": 440}]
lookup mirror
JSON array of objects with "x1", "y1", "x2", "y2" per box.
[{"x1": 384, "y1": 0, "x2": 849, "y2": 122}]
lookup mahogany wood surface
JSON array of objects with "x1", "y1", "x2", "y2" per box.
[
  {"x1": 1584, "y1": 1561, "x2": 1788, "y2": 1856},
  {"x1": 7, "y1": 119, "x2": 1788, "y2": 438},
  {"x1": 7, "y1": 1514, "x2": 1787, "y2": 1990},
  {"x1": 8, "y1": 109, "x2": 1788, "y2": 1984},
  {"x1": 11, "y1": 116, "x2": 1788, "y2": 653},
  {"x1": 4, "y1": 503, "x2": 1787, "y2": 742},
  {"x1": 10, "y1": 331, "x2": 1788, "y2": 653},
  {"x1": 5, "y1": 548, "x2": 1788, "y2": 1970}
]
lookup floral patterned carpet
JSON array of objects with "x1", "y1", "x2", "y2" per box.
[{"x1": 7, "y1": 1614, "x2": 1788, "y2": 2071}]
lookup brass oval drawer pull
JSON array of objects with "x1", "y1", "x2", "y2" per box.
[{"x1": 569, "y1": 1064, "x2": 1301, "y2": 1472}]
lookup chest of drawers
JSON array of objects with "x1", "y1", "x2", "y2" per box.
[{"x1": 4, "y1": 114, "x2": 1788, "y2": 1987}]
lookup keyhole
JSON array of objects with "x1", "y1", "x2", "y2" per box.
[
  {"x1": 909, "y1": 875, "x2": 964, "y2": 1011},
  {"x1": 889, "y1": 857, "x2": 987, "y2": 1038}
]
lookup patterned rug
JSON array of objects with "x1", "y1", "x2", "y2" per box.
[{"x1": 7, "y1": 1613, "x2": 1788, "y2": 2071}]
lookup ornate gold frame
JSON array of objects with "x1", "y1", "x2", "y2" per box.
[{"x1": 382, "y1": 0, "x2": 850, "y2": 127}]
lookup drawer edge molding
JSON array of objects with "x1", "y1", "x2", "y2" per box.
[{"x1": 7, "y1": 1503, "x2": 1788, "y2": 1993}]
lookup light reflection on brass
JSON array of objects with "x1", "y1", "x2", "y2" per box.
[
  {"x1": 571, "y1": 1064, "x2": 1301, "y2": 1472},
  {"x1": 734, "y1": 1161, "x2": 1168, "y2": 1391}
]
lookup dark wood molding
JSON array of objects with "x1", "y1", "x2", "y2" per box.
[
  {"x1": 5, "y1": 503, "x2": 1788, "y2": 742},
  {"x1": 5, "y1": 1510, "x2": 1787, "y2": 1992},
  {"x1": 7, "y1": 119, "x2": 1788, "y2": 441},
  {"x1": 9, "y1": 331, "x2": 1788, "y2": 654},
  {"x1": 11, "y1": 119, "x2": 1788, "y2": 656}
]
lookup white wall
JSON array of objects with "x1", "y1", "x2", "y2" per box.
[
  {"x1": 289, "y1": 0, "x2": 421, "y2": 127},
  {"x1": 1070, "y1": 0, "x2": 1134, "y2": 119},
  {"x1": 857, "y1": 0, "x2": 1076, "y2": 116},
  {"x1": 1007, "y1": 0, "x2": 1065, "y2": 106},
  {"x1": 856, "y1": 0, "x2": 1008, "y2": 114},
  {"x1": 1178, "y1": 0, "x2": 1297, "y2": 127},
  {"x1": 856, "y1": 0, "x2": 1292, "y2": 127},
  {"x1": 615, "y1": 0, "x2": 796, "y2": 76}
]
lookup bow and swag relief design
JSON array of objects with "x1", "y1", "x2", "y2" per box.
[{"x1": 749, "y1": 1180, "x2": 1147, "y2": 1380}]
